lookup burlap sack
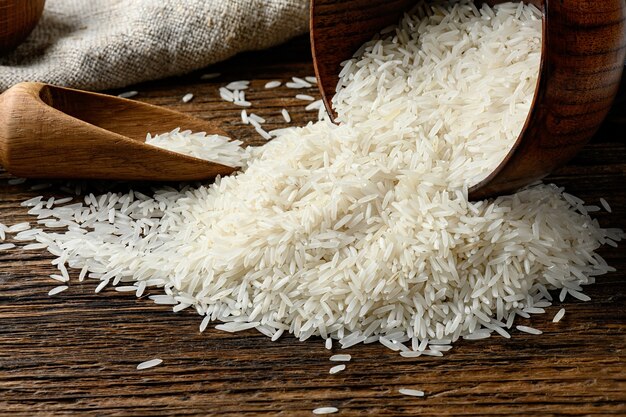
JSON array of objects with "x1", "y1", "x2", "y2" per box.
[{"x1": 0, "y1": 0, "x2": 309, "y2": 91}]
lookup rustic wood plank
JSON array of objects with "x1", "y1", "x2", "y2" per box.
[{"x1": 0, "y1": 36, "x2": 624, "y2": 416}]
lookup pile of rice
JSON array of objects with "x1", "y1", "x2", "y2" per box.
[
  {"x1": 11, "y1": 0, "x2": 623, "y2": 353},
  {"x1": 145, "y1": 128, "x2": 249, "y2": 168}
]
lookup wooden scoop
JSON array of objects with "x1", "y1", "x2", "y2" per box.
[
  {"x1": 0, "y1": 82, "x2": 238, "y2": 181},
  {"x1": 0, "y1": 0, "x2": 46, "y2": 54},
  {"x1": 310, "y1": 0, "x2": 626, "y2": 199}
]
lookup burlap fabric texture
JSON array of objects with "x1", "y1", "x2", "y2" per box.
[{"x1": 0, "y1": 0, "x2": 309, "y2": 91}]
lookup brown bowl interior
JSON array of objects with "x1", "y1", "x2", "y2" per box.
[{"x1": 0, "y1": 0, "x2": 46, "y2": 54}]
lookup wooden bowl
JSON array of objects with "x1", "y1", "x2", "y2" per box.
[
  {"x1": 0, "y1": 0, "x2": 46, "y2": 54},
  {"x1": 310, "y1": 0, "x2": 626, "y2": 199}
]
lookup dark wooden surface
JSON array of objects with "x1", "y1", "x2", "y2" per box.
[{"x1": 1, "y1": 36, "x2": 625, "y2": 416}]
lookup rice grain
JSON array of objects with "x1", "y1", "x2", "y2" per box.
[
  {"x1": 312, "y1": 407, "x2": 339, "y2": 415},
  {"x1": 552, "y1": 308, "x2": 566, "y2": 323},
  {"x1": 399, "y1": 388, "x2": 425, "y2": 397},
  {"x1": 48, "y1": 285, "x2": 68, "y2": 296},
  {"x1": 137, "y1": 359, "x2": 163, "y2": 370}
]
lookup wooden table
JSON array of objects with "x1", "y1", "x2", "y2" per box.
[{"x1": 1, "y1": 36, "x2": 624, "y2": 416}]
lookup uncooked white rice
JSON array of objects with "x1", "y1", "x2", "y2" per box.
[
  {"x1": 463, "y1": 331, "x2": 491, "y2": 340},
  {"x1": 552, "y1": 308, "x2": 566, "y2": 323},
  {"x1": 50, "y1": 274, "x2": 68, "y2": 283},
  {"x1": 420, "y1": 350, "x2": 444, "y2": 357},
  {"x1": 516, "y1": 325, "x2": 542, "y2": 335},
  {"x1": 136, "y1": 358, "x2": 163, "y2": 370},
  {"x1": 523, "y1": 307, "x2": 545, "y2": 314},
  {"x1": 400, "y1": 351, "x2": 423, "y2": 358},
  {"x1": 329, "y1": 364, "x2": 346, "y2": 374},
  {"x1": 20, "y1": 197, "x2": 41, "y2": 207},
  {"x1": 305, "y1": 76, "x2": 317, "y2": 84},
  {"x1": 0, "y1": 243, "x2": 15, "y2": 251},
  {"x1": 271, "y1": 329, "x2": 284, "y2": 341},
  {"x1": 264, "y1": 81, "x2": 281, "y2": 89},
  {"x1": 312, "y1": 407, "x2": 339, "y2": 415},
  {"x1": 225, "y1": 81, "x2": 250, "y2": 90},
  {"x1": 23, "y1": 243, "x2": 46, "y2": 250},
  {"x1": 145, "y1": 128, "x2": 249, "y2": 167},
  {"x1": 430, "y1": 345, "x2": 453, "y2": 352},
  {"x1": 215, "y1": 322, "x2": 260, "y2": 333},
  {"x1": 118, "y1": 91, "x2": 138, "y2": 99},
  {"x1": 285, "y1": 82, "x2": 307, "y2": 89},
  {"x1": 95, "y1": 280, "x2": 109, "y2": 293},
  {"x1": 115, "y1": 286, "x2": 137, "y2": 292},
  {"x1": 248, "y1": 118, "x2": 261, "y2": 129},
  {"x1": 136, "y1": 281, "x2": 146, "y2": 297},
  {"x1": 296, "y1": 94, "x2": 315, "y2": 101},
  {"x1": 281, "y1": 109, "x2": 291, "y2": 123},
  {"x1": 399, "y1": 388, "x2": 425, "y2": 397},
  {"x1": 182, "y1": 93, "x2": 194, "y2": 103},
  {"x1": 254, "y1": 126, "x2": 272, "y2": 140},
  {"x1": 199, "y1": 315, "x2": 211, "y2": 333},
  {"x1": 13, "y1": 1, "x2": 623, "y2": 357},
  {"x1": 7, "y1": 222, "x2": 30, "y2": 233},
  {"x1": 329, "y1": 354, "x2": 351, "y2": 362},
  {"x1": 48, "y1": 285, "x2": 68, "y2": 296},
  {"x1": 567, "y1": 289, "x2": 591, "y2": 302},
  {"x1": 305, "y1": 100, "x2": 323, "y2": 111},
  {"x1": 219, "y1": 87, "x2": 234, "y2": 102},
  {"x1": 291, "y1": 77, "x2": 312, "y2": 88},
  {"x1": 332, "y1": 1, "x2": 542, "y2": 185},
  {"x1": 268, "y1": 127, "x2": 293, "y2": 137},
  {"x1": 14, "y1": 229, "x2": 40, "y2": 241},
  {"x1": 8, "y1": 178, "x2": 26, "y2": 185},
  {"x1": 248, "y1": 113, "x2": 266, "y2": 124},
  {"x1": 600, "y1": 198, "x2": 612, "y2": 213}
]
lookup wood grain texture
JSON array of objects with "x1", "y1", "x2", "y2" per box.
[
  {"x1": 0, "y1": 83, "x2": 236, "y2": 181},
  {"x1": 0, "y1": 0, "x2": 45, "y2": 54},
  {"x1": 310, "y1": 0, "x2": 626, "y2": 200},
  {"x1": 0, "y1": 36, "x2": 625, "y2": 416}
]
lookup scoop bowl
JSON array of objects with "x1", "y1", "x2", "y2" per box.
[{"x1": 0, "y1": 82, "x2": 238, "y2": 181}]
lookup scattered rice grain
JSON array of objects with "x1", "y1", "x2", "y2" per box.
[
  {"x1": 552, "y1": 308, "x2": 566, "y2": 323},
  {"x1": 48, "y1": 285, "x2": 68, "y2": 296},
  {"x1": 137, "y1": 358, "x2": 163, "y2": 370}
]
